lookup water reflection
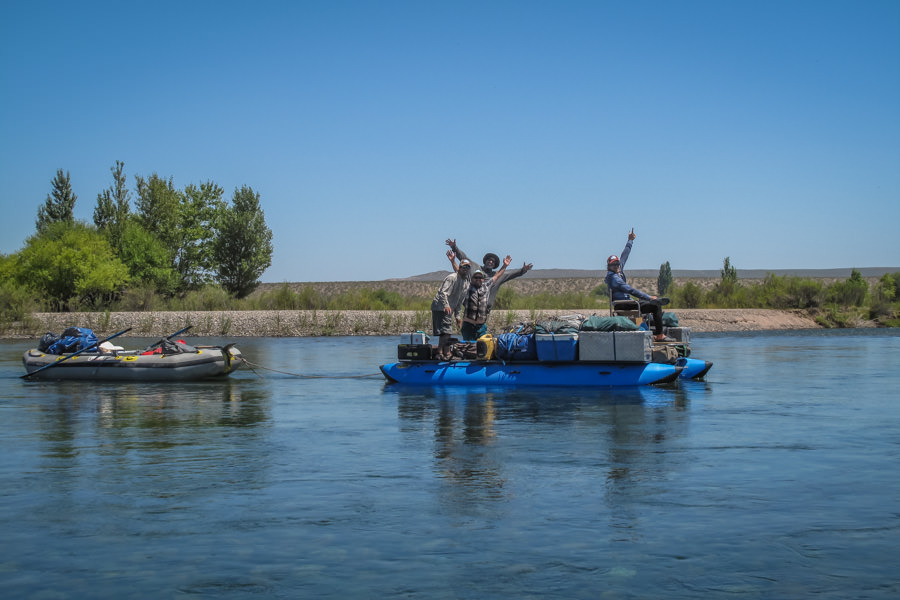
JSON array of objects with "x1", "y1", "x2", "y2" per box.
[
  {"x1": 389, "y1": 384, "x2": 697, "y2": 522},
  {"x1": 32, "y1": 380, "x2": 272, "y2": 508}
]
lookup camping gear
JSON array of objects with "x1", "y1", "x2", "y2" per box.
[
  {"x1": 397, "y1": 344, "x2": 433, "y2": 360},
  {"x1": 476, "y1": 334, "x2": 496, "y2": 360},
  {"x1": 495, "y1": 333, "x2": 538, "y2": 361},
  {"x1": 535, "y1": 333, "x2": 578, "y2": 361}
]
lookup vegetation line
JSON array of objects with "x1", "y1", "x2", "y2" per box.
[{"x1": 2, "y1": 166, "x2": 897, "y2": 331}]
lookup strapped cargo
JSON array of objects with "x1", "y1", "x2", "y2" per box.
[{"x1": 495, "y1": 333, "x2": 538, "y2": 361}]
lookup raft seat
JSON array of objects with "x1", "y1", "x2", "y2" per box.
[{"x1": 609, "y1": 294, "x2": 642, "y2": 325}]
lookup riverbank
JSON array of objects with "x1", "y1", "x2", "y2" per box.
[{"x1": 2, "y1": 308, "x2": 826, "y2": 339}]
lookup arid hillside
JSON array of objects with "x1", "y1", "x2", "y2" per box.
[{"x1": 253, "y1": 272, "x2": 893, "y2": 302}]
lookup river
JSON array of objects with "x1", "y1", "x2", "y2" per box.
[{"x1": 1, "y1": 330, "x2": 898, "y2": 599}]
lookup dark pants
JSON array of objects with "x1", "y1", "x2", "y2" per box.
[
  {"x1": 615, "y1": 301, "x2": 664, "y2": 335},
  {"x1": 460, "y1": 321, "x2": 487, "y2": 342}
]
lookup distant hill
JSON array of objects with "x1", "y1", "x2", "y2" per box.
[
  {"x1": 255, "y1": 266, "x2": 899, "y2": 299},
  {"x1": 394, "y1": 267, "x2": 900, "y2": 282}
]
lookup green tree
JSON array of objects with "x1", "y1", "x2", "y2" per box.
[
  {"x1": 117, "y1": 221, "x2": 179, "y2": 295},
  {"x1": 14, "y1": 221, "x2": 129, "y2": 309},
  {"x1": 721, "y1": 256, "x2": 737, "y2": 287},
  {"x1": 873, "y1": 272, "x2": 897, "y2": 303},
  {"x1": 826, "y1": 269, "x2": 868, "y2": 306},
  {"x1": 93, "y1": 160, "x2": 132, "y2": 250},
  {"x1": 212, "y1": 186, "x2": 273, "y2": 298},
  {"x1": 657, "y1": 261, "x2": 673, "y2": 296},
  {"x1": 177, "y1": 181, "x2": 225, "y2": 289},
  {"x1": 36, "y1": 169, "x2": 77, "y2": 232},
  {"x1": 135, "y1": 173, "x2": 181, "y2": 249},
  {"x1": 679, "y1": 281, "x2": 704, "y2": 308}
]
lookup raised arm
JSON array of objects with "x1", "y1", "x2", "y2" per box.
[
  {"x1": 447, "y1": 249, "x2": 458, "y2": 273},
  {"x1": 445, "y1": 238, "x2": 470, "y2": 263},
  {"x1": 490, "y1": 255, "x2": 512, "y2": 284}
]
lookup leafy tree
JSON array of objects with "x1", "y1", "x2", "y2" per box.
[
  {"x1": 212, "y1": 186, "x2": 273, "y2": 298},
  {"x1": 657, "y1": 261, "x2": 673, "y2": 296},
  {"x1": 721, "y1": 256, "x2": 737, "y2": 286},
  {"x1": 117, "y1": 221, "x2": 179, "y2": 295},
  {"x1": 135, "y1": 173, "x2": 181, "y2": 249},
  {"x1": 873, "y1": 273, "x2": 897, "y2": 303},
  {"x1": 177, "y1": 181, "x2": 225, "y2": 288},
  {"x1": 36, "y1": 169, "x2": 77, "y2": 232},
  {"x1": 93, "y1": 160, "x2": 132, "y2": 250},
  {"x1": 826, "y1": 269, "x2": 868, "y2": 307},
  {"x1": 711, "y1": 256, "x2": 739, "y2": 304},
  {"x1": 14, "y1": 221, "x2": 129, "y2": 309}
]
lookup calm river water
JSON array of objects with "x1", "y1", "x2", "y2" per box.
[{"x1": 1, "y1": 330, "x2": 899, "y2": 599}]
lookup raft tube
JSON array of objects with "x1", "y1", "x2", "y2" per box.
[
  {"x1": 675, "y1": 357, "x2": 714, "y2": 380},
  {"x1": 380, "y1": 360, "x2": 682, "y2": 387}
]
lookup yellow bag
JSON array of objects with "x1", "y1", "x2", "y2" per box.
[{"x1": 476, "y1": 334, "x2": 496, "y2": 360}]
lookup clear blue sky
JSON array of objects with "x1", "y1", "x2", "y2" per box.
[{"x1": 2, "y1": 0, "x2": 898, "y2": 282}]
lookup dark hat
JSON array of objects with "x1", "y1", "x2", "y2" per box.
[{"x1": 482, "y1": 253, "x2": 500, "y2": 268}]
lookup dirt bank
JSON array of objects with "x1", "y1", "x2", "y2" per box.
[{"x1": 4, "y1": 308, "x2": 822, "y2": 339}]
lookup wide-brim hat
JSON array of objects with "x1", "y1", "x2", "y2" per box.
[{"x1": 482, "y1": 253, "x2": 500, "y2": 268}]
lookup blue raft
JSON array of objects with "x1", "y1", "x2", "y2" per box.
[
  {"x1": 676, "y1": 357, "x2": 714, "y2": 380},
  {"x1": 380, "y1": 360, "x2": 682, "y2": 387}
]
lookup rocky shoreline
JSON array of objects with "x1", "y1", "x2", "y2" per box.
[{"x1": 3, "y1": 308, "x2": 824, "y2": 339}]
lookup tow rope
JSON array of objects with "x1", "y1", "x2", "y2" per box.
[{"x1": 236, "y1": 357, "x2": 383, "y2": 380}]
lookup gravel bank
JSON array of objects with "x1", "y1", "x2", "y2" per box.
[{"x1": 4, "y1": 308, "x2": 822, "y2": 339}]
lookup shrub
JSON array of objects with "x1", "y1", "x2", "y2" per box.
[
  {"x1": 826, "y1": 270, "x2": 868, "y2": 307},
  {"x1": 675, "y1": 282, "x2": 704, "y2": 308}
]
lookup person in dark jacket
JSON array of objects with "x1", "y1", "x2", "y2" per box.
[{"x1": 605, "y1": 229, "x2": 671, "y2": 342}]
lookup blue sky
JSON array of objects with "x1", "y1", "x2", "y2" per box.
[{"x1": 2, "y1": 0, "x2": 898, "y2": 282}]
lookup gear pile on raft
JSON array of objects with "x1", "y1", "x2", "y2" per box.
[
  {"x1": 21, "y1": 326, "x2": 244, "y2": 382},
  {"x1": 381, "y1": 232, "x2": 712, "y2": 387}
]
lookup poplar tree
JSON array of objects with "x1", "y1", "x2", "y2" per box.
[
  {"x1": 657, "y1": 261, "x2": 673, "y2": 295},
  {"x1": 212, "y1": 185, "x2": 273, "y2": 298},
  {"x1": 93, "y1": 160, "x2": 131, "y2": 250},
  {"x1": 36, "y1": 169, "x2": 77, "y2": 232},
  {"x1": 134, "y1": 173, "x2": 181, "y2": 249},
  {"x1": 178, "y1": 181, "x2": 225, "y2": 288}
]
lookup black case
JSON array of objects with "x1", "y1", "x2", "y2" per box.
[{"x1": 398, "y1": 344, "x2": 433, "y2": 360}]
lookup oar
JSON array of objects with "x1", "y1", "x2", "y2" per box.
[
  {"x1": 22, "y1": 327, "x2": 133, "y2": 379},
  {"x1": 143, "y1": 325, "x2": 194, "y2": 352}
]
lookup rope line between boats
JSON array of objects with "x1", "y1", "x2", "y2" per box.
[{"x1": 236, "y1": 357, "x2": 383, "y2": 380}]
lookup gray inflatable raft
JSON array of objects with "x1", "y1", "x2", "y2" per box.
[{"x1": 22, "y1": 345, "x2": 244, "y2": 381}]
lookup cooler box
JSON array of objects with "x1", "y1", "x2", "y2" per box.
[
  {"x1": 400, "y1": 331, "x2": 429, "y2": 345},
  {"x1": 535, "y1": 333, "x2": 578, "y2": 362},
  {"x1": 664, "y1": 326, "x2": 691, "y2": 344},
  {"x1": 614, "y1": 331, "x2": 652, "y2": 363},
  {"x1": 578, "y1": 331, "x2": 616, "y2": 361},
  {"x1": 398, "y1": 344, "x2": 433, "y2": 360}
]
